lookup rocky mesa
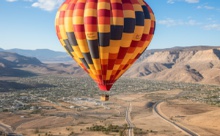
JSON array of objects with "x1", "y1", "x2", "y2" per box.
[{"x1": 125, "y1": 46, "x2": 220, "y2": 85}]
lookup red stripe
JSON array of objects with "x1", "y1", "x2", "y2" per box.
[
  {"x1": 59, "y1": 11, "x2": 65, "y2": 18},
  {"x1": 122, "y1": 0, "x2": 131, "y2": 3},
  {"x1": 111, "y1": 3, "x2": 123, "y2": 10},
  {"x1": 98, "y1": 9, "x2": 110, "y2": 17},
  {"x1": 122, "y1": 4, "x2": 134, "y2": 10},
  {"x1": 117, "y1": 47, "x2": 128, "y2": 59},
  {"x1": 137, "y1": 41, "x2": 145, "y2": 47},
  {"x1": 112, "y1": 10, "x2": 123, "y2": 17},
  {"x1": 123, "y1": 64, "x2": 129, "y2": 70},
  {"x1": 67, "y1": 3, "x2": 75, "y2": 10},
  {"x1": 84, "y1": 17, "x2": 97, "y2": 24},
  {"x1": 74, "y1": 25, "x2": 85, "y2": 32},
  {"x1": 65, "y1": 0, "x2": 71, "y2": 3},
  {"x1": 75, "y1": 3, "x2": 85, "y2": 9},
  {"x1": 141, "y1": 34, "x2": 148, "y2": 41},
  {"x1": 108, "y1": 59, "x2": 115, "y2": 70},
  {"x1": 130, "y1": 0, "x2": 139, "y2": 4},
  {"x1": 115, "y1": 59, "x2": 122, "y2": 64},
  {"x1": 127, "y1": 47, "x2": 135, "y2": 53},
  {"x1": 87, "y1": 0, "x2": 97, "y2": 2},
  {"x1": 102, "y1": 65, "x2": 108, "y2": 75},
  {"x1": 130, "y1": 41, "x2": 139, "y2": 47},
  {"x1": 149, "y1": 27, "x2": 155, "y2": 34},
  {"x1": 55, "y1": 26, "x2": 60, "y2": 33}
]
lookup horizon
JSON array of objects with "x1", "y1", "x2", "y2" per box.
[
  {"x1": 1, "y1": 45, "x2": 220, "y2": 52},
  {"x1": 0, "y1": 0, "x2": 220, "y2": 51}
]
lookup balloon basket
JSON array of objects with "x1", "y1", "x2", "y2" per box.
[{"x1": 100, "y1": 94, "x2": 109, "y2": 101}]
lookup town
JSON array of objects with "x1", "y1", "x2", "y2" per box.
[{"x1": 1, "y1": 75, "x2": 220, "y2": 113}]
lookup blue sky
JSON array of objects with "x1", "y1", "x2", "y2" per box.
[{"x1": 0, "y1": 0, "x2": 220, "y2": 51}]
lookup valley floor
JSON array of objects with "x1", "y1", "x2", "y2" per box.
[{"x1": 1, "y1": 89, "x2": 220, "y2": 136}]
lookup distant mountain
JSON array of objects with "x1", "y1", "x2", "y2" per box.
[
  {"x1": 125, "y1": 46, "x2": 220, "y2": 85},
  {"x1": 0, "y1": 52, "x2": 85, "y2": 77},
  {"x1": 138, "y1": 45, "x2": 220, "y2": 61},
  {"x1": 0, "y1": 48, "x2": 72, "y2": 62}
]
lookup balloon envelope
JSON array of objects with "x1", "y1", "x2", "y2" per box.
[{"x1": 55, "y1": 0, "x2": 155, "y2": 91}]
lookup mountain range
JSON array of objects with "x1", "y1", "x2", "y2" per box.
[
  {"x1": 1, "y1": 46, "x2": 220, "y2": 85},
  {"x1": 0, "y1": 51, "x2": 85, "y2": 77},
  {"x1": 125, "y1": 46, "x2": 220, "y2": 85},
  {"x1": 0, "y1": 48, "x2": 71, "y2": 62}
]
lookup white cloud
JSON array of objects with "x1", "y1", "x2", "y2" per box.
[
  {"x1": 6, "y1": 0, "x2": 33, "y2": 2},
  {"x1": 32, "y1": 0, "x2": 64, "y2": 11},
  {"x1": 167, "y1": 0, "x2": 199, "y2": 4},
  {"x1": 158, "y1": 18, "x2": 201, "y2": 27},
  {"x1": 203, "y1": 24, "x2": 220, "y2": 31},
  {"x1": 6, "y1": 0, "x2": 17, "y2": 2},
  {"x1": 185, "y1": 0, "x2": 199, "y2": 3},
  {"x1": 197, "y1": 5, "x2": 217, "y2": 10},
  {"x1": 167, "y1": 0, "x2": 175, "y2": 4},
  {"x1": 186, "y1": 19, "x2": 201, "y2": 26},
  {"x1": 158, "y1": 18, "x2": 181, "y2": 27}
]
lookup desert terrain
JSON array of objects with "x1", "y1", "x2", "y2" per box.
[
  {"x1": 1, "y1": 46, "x2": 220, "y2": 136},
  {"x1": 0, "y1": 76, "x2": 220, "y2": 136}
]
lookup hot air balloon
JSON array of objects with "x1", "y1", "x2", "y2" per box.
[{"x1": 55, "y1": 0, "x2": 155, "y2": 100}]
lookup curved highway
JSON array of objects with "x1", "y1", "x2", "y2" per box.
[{"x1": 153, "y1": 102, "x2": 199, "y2": 136}]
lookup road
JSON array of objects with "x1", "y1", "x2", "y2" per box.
[
  {"x1": 0, "y1": 122, "x2": 13, "y2": 134},
  {"x1": 125, "y1": 102, "x2": 134, "y2": 136},
  {"x1": 153, "y1": 102, "x2": 199, "y2": 136}
]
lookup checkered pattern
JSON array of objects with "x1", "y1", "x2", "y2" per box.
[{"x1": 55, "y1": 0, "x2": 155, "y2": 91}]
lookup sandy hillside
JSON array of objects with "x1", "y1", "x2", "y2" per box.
[{"x1": 159, "y1": 99, "x2": 220, "y2": 136}]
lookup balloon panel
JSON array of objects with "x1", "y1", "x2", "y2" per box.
[{"x1": 55, "y1": 0, "x2": 155, "y2": 91}]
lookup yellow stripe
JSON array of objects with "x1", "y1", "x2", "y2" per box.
[
  {"x1": 109, "y1": 47, "x2": 120, "y2": 53},
  {"x1": 112, "y1": 17, "x2": 124, "y2": 25},
  {"x1": 98, "y1": 25, "x2": 110, "y2": 33},
  {"x1": 132, "y1": 26, "x2": 144, "y2": 41},
  {"x1": 99, "y1": 46, "x2": 110, "y2": 53},
  {"x1": 73, "y1": 16, "x2": 84, "y2": 24},
  {"x1": 60, "y1": 4, "x2": 68, "y2": 10},
  {"x1": 72, "y1": 46, "x2": 84, "y2": 58},
  {"x1": 64, "y1": 17, "x2": 74, "y2": 32},
  {"x1": 121, "y1": 54, "x2": 132, "y2": 64},
  {"x1": 77, "y1": 42, "x2": 90, "y2": 53},
  {"x1": 132, "y1": 4, "x2": 143, "y2": 11},
  {"x1": 121, "y1": 33, "x2": 133, "y2": 47},
  {"x1": 84, "y1": 9, "x2": 97, "y2": 17},
  {"x1": 123, "y1": 10, "x2": 135, "y2": 18},
  {"x1": 92, "y1": 59, "x2": 101, "y2": 70},
  {"x1": 60, "y1": 40, "x2": 65, "y2": 46},
  {"x1": 113, "y1": 65, "x2": 120, "y2": 70},
  {"x1": 143, "y1": 19, "x2": 151, "y2": 33},
  {"x1": 150, "y1": 13, "x2": 156, "y2": 21},
  {"x1": 98, "y1": 2, "x2": 110, "y2": 10},
  {"x1": 86, "y1": 32, "x2": 98, "y2": 40},
  {"x1": 59, "y1": 25, "x2": 68, "y2": 39},
  {"x1": 106, "y1": 70, "x2": 112, "y2": 80},
  {"x1": 100, "y1": 52, "x2": 109, "y2": 59}
]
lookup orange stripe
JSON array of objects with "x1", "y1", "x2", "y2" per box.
[{"x1": 85, "y1": 25, "x2": 97, "y2": 32}]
